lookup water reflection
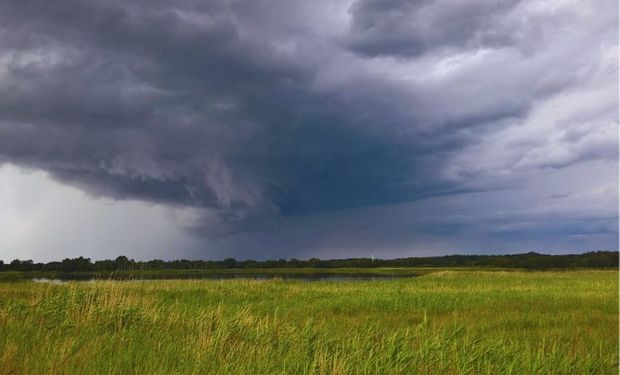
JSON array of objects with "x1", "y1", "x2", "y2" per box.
[
  {"x1": 33, "y1": 278, "x2": 66, "y2": 284},
  {"x1": 31, "y1": 273, "x2": 415, "y2": 283}
]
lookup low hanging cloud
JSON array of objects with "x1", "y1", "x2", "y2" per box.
[
  {"x1": 345, "y1": 0, "x2": 522, "y2": 57},
  {"x1": 0, "y1": 0, "x2": 617, "y2": 246}
]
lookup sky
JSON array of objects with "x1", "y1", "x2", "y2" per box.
[{"x1": 0, "y1": 0, "x2": 617, "y2": 262}]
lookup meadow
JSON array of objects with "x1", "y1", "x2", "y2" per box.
[{"x1": 0, "y1": 270, "x2": 617, "y2": 374}]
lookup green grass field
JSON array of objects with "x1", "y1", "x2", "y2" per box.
[{"x1": 0, "y1": 270, "x2": 617, "y2": 374}]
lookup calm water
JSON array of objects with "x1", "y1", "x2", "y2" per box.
[{"x1": 32, "y1": 273, "x2": 414, "y2": 283}]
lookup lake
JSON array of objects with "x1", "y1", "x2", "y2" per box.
[{"x1": 32, "y1": 273, "x2": 415, "y2": 283}]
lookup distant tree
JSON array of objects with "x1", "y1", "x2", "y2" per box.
[
  {"x1": 114, "y1": 256, "x2": 132, "y2": 271},
  {"x1": 222, "y1": 258, "x2": 237, "y2": 268},
  {"x1": 145, "y1": 259, "x2": 165, "y2": 270},
  {"x1": 0, "y1": 251, "x2": 618, "y2": 272},
  {"x1": 9, "y1": 259, "x2": 34, "y2": 271},
  {"x1": 61, "y1": 257, "x2": 93, "y2": 272},
  {"x1": 94, "y1": 259, "x2": 116, "y2": 271},
  {"x1": 307, "y1": 258, "x2": 320, "y2": 268}
]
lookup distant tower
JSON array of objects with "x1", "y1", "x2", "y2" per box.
[{"x1": 371, "y1": 252, "x2": 375, "y2": 262}]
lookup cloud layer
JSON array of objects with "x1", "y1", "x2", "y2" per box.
[{"x1": 0, "y1": 0, "x2": 617, "y2": 256}]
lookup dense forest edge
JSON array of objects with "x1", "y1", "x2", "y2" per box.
[{"x1": 1, "y1": 251, "x2": 617, "y2": 273}]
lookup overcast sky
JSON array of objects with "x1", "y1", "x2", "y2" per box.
[{"x1": 0, "y1": 0, "x2": 617, "y2": 262}]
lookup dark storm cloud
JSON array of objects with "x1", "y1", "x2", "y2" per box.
[
  {"x1": 0, "y1": 0, "x2": 617, "y2": 245},
  {"x1": 345, "y1": 0, "x2": 521, "y2": 57}
]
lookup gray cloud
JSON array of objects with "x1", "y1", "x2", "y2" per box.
[
  {"x1": 345, "y1": 0, "x2": 522, "y2": 57},
  {"x1": 0, "y1": 0, "x2": 616, "y2": 254}
]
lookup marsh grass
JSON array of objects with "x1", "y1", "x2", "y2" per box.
[{"x1": 0, "y1": 270, "x2": 617, "y2": 374}]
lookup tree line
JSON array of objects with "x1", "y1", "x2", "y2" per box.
[{"x1": 0, "y1": 251, "x2": 617, "y2": 272}]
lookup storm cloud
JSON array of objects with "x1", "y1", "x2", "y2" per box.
[{"x1": 0, "y1": 0, "x2": 617, "y2": 257}]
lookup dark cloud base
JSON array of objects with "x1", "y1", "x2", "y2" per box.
[{"x1": 0, "y1": 0, "x2": 617, "y2": 255}]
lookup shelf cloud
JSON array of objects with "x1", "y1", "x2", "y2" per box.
[{"x1": 0, "y1": 0, "x2": 617, "y2": 259}]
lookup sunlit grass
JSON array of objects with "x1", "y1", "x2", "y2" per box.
[{"x1": 0, "y1": 270, "x2": 617, "y2": 374}]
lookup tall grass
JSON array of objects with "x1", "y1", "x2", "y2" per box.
[{"x1": 0, "y1": 270, "x2": 617, "y2": 374}]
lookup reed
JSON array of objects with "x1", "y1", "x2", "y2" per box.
[{"x1": 0, "y1": 270, "x2": 617, "y2": 374}]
